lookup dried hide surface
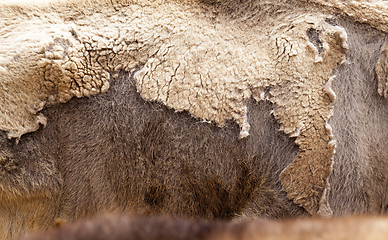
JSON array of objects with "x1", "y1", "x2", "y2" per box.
[
  {"x1": 1, "y1": 0, "x2": 388, "y2": 239},
  {"x1": 15, "y1": 214, "x2": 388, "y2": 240}
]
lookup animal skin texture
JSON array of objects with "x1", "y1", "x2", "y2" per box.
[{"x1": 0, "y1": 0, "x2": 388, "y2": 239}]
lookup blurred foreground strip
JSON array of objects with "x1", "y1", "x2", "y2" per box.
[{"x1": 14, "y1": 214, "x2": 388, "y2": 240}]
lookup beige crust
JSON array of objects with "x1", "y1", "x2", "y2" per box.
[
  {"x1": 133, "y1": 8, "x2": 348, "y2": 215},
  {"x1": 308, "y1": 0, "x2": 388, "y2": 33},
  {"x1": 0, "y1": 0, "x2": 387, "y2": 215},
  {"x1": 376, "y1": 43, "x2": 388, "y2": 98}
]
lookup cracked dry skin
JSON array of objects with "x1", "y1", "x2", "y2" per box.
[
  {"x1": 133, "y1": 9, "x2": 348, "y2": 215},
  {"x1": 0, "y1": 0, "x2": 387, "y2": 215}
]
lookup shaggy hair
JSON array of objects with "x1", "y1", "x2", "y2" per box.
[{"x1": 1, "y1": 0, "x2": 388, "y2": 239}]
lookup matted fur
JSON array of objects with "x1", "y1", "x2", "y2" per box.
[{"x1": 0, "y1": 0, "x2": 388, "y2": 239}]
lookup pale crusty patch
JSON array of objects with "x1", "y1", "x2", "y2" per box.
[
  {"x1": 309, "y1": 0, "x2": 388, "y2": 33},
  {"x1": 0, "y1": 11, "x2": 109, "y2": 139},
  {"x1": 376, "y1": 43, "x2": 388, "y2": 98},
  {"x1": 0, "y1": 0, "x2": 387, "y2": 215},
  {"x1": 133, "y1": 8, "x2": 348, "y2": 214}
]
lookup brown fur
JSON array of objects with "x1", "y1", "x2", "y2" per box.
[
  {"x1": 14, "y1": 214, "x2": 388, "y2": 240},
  {"x1": 1, "y1": 0, "x2": 388, "y2": 239}
]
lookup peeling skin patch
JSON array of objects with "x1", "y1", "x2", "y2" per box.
[
  {"x1": 0, "y1": 17, "x2": 110, "y2": 139},
  {"x1": 309, "y1": 0, "x2": 388, "y2": 33},
  {"x1": 376, "y1": 42, "x2": 388, "y2": 98},
  {"x1": 1, "y1": 0, "x2": 387, "y2": 215},
  {"x1": 133, "y1": 6, "x2": 348, "y2": 215}
]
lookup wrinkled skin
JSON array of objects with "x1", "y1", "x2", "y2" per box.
[{"x1": 1, "y1": 0, "x2": 388, "y2": 239}]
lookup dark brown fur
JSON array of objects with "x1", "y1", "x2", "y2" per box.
[
  {"x1": 15, "y1": 214, "x2": 388, "y2": 240},
  {"x1": 328, "y1": 17, "x2": 388, "y2": 215}
]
